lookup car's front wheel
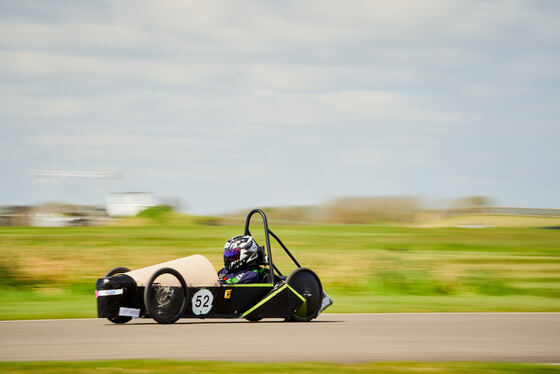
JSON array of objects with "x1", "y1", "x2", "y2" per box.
[
  {"x1": 285, "y1": 268, "x2": 323, "y2": 322},
  {"x1": 144, "y1": 267, "x2": 188, "y2": 324}
]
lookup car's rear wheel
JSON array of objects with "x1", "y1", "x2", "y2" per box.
[
  {"x1": 144, "y1": 267, "x2": 188, "y2": 324},
  {"x1": 104, "y1": 266, "x2": 132, "y2": 324},
  {"x1": 285, "y1": 268, "x2": 323, "y2": 322},
  {"x1": 104, "y1": 266, "x2": 131, "y2": 277},
  {"x1": 107, "y1": 315, "x2": 132, "y2": 324}
]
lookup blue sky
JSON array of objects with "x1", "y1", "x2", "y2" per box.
[{"x1": 1, "y1": 0, "x2": 559, "y2": 213}]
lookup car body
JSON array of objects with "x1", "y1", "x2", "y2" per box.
[{"x1": 96, "y1": 209, "x2": 332, "y2": 324}]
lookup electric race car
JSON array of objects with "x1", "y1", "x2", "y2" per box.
[{"x1": 96, "y1": 209, "x2": 333, "y2": 324}]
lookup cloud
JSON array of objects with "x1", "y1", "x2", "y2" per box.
[
  {"x1": 30, "y1": 134, "x2": 201, "y2": 148},
  {"x1": 0, "y1": 50, "x2": 224, "y2": 85},
  {"x1": 0, "y1": 0, "x2": 559, "y2": 211}
]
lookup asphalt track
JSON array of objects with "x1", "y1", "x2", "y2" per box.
[{"x1": 1, "y1": 313, "x2": 559, "y2": 363}]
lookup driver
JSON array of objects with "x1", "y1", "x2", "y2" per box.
[{"x1": 218, "y1": 235, "x2": 266, "y2": 285}]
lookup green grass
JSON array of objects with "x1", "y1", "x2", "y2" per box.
[
  {"x1": 0, "y1": 360, "x2": 558, "y2": 374},
  {"x1": 2, "y1": 291, "x2": 559, "y2": 320},
  {"x1": 1, "y1": 214, "x2": 559, "y2": 319},
  {"x1": 0, "y1": 288, "x2": 94, "y2": 320}
]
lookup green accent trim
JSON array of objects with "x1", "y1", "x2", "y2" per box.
[
  {"x1": 228, "y1": 283, "x2": 274, "y2": 287},
  {"x1": 294, "y1": 299, "x2": 307, "y2": 317},
  {"x1": 285, "y1": 284, "x2": 306, "y2": 302},
  {"x1": 242, "y1": 284, "x2": 288, "y2": 317}
]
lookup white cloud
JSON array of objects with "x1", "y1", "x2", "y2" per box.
[
  {"x1": 338, "y1": 149, "x2": 387, "y2": 166},
  {"x1": 1, "y1": 0, "x2": 559, "y2": 211},
  {"x1": 30, "y1": 134, "x2": 201, "y2": 148},
  {"x1": 0, "y1": 50, "x2": 224, "y2": 85},
  {"x1": 0, "y1": 21, "x2": 148, "y2": 50}
]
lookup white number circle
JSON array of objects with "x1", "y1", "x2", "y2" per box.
[{"x1": 191, "y1": 289, "x2": 213, "y2": 315}]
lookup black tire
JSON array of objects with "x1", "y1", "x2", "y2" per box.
[
  {"x1": 108, "y1": 315, "x2": 132, "y2": 324},
  {"x1": 285, "y1": 268, "x2": 323, "y2": 322},
  {"x1": 245, "y1": 316, "x2": 263, "y2": 322},
  {"x1": 104, "y1": 266, "x2": 131, "y2": 277},
  {"x1": 104, "y1": 267, "x2": 132, "y2": 324},
  {"x1": 143, "y1": 267, "x2": 188, "y2": 324}
]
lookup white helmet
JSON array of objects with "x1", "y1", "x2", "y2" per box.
[{"x1": 223, "y1": 235, "x2": 259, "y2": 272}]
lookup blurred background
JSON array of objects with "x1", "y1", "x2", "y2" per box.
[{"x1": 0, "y1": 1, "x2": 559, "y2": 319}]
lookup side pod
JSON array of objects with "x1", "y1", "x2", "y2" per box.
[{"x1": 242, "y1": 283, "x2": 305, "y2": 320}]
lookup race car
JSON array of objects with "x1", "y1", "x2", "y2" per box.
[{"x1": 96, "y1": 209, "x2": 333, "y2": 324}]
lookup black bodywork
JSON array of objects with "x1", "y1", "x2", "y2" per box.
[{"x1": 96, "y1": 209, "x2": 326, "y2": 324}]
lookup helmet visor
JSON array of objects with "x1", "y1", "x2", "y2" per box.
[{"x1": 224, "y1": 247, "x2": 241, "y2": 264}]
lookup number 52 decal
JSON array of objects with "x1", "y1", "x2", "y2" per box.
[{"x1": 191, "y1": 289, "x2": 213, "y2": 315}]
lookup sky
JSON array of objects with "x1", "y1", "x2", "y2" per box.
[{"x1": 1, "y1": 0, "x2": 559, "y2": 214}]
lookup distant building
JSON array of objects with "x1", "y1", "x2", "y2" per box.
[
  {"x1": 105, "y1": 192, "x2": 155, "y2": 217},
  {"x1": 0, "y1": 206, "x2": 32, "y2": 226},
  {"x1": 0, "y1": 204, "x2": 107, "y2": 227}
]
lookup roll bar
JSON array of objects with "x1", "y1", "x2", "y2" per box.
[{"x1": 243, "y1": 209, "x2": 301, "y2": 283}]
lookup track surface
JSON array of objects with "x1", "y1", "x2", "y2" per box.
[{"x1": 1, "y1": 313, "x2": 559, "y2": 362}]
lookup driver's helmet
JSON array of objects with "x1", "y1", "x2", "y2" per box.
[{"x1": 223, "y1": 235, "x2": 259, "y2": 272}]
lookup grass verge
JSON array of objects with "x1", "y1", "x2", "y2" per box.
[
  {"x1": 2, "y1": 289, "x2": 560, "y2": 320},
  {"x1": 0, "y1": 360, "x2": 559, "y2": 374},
  {"x1": 1, "y1": 215, "x2": 559, "y2": 319}
]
